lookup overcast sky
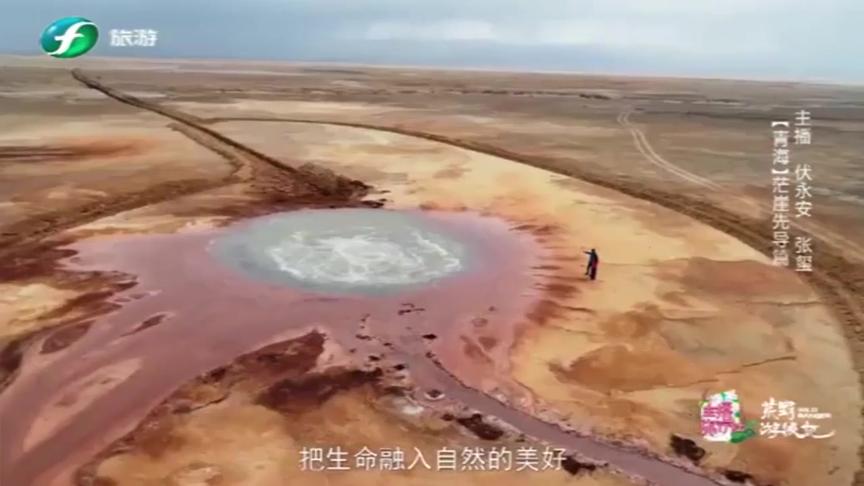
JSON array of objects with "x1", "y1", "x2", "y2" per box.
[{"x1": 6, "y1": 0, "x2": 863, "y2": 82}]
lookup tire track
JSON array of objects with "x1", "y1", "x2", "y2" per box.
[
  {"x1": 616, "y1": 108, "x2": 864, "y2": 262},
  {"x1": 617, "y1": 109, "x2": 722, "y2": 190}
]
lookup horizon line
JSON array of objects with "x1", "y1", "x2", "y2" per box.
[{"x1": 2, "y1": 52, "x2": 862, "y2": 88}]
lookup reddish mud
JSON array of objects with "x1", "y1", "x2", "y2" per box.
[
  {"x1": 39, "y1": 322, "x2": 93, "y2": 354},
  {"x1": 0, "y1": 209, "x2": 539, "y2": 486}
]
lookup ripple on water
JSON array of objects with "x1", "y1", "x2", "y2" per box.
[{"x1": 209, "y1": 209, "x2": 470, "y2": 293}]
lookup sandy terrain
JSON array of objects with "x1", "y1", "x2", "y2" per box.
[
  {"x1": 0, "y1": 56, "x2": 862, "y2": 486},
  {"x1": 205, "y1": 119, "x2": 861, "y2": 486}
]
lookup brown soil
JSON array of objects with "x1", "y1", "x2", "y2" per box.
[
  {"x1": 256, "y1": 368, "x2": 383, "y2": 414},
  {"x1": 550, "y1": 344, "x2": 706, "y2": 393},
  {"x1": 209, "y1": 116, "x2": 864, "y2": 481},
  {"x1": 669, "y1": 435, "x2": 707, "y2": 464},
  {"x1": 561, "y1": 456, "x2": 601, "y2": 475},
  {"x1": 455, "y1": 413, "x2": 506, "y2": 441},
  {"x1": 2, "y1": 65, "x2": 861, "y2": 486},
  {"x1": 722, "y1": 469, "x2": 755, "y2": 484},
  {"x1": 0, "y1": 141, "x2": 144, "y2": 162}
]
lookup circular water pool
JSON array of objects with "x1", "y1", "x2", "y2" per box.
[{"x1": 209, "y1": 209, "x2": 471, "y2": 293}]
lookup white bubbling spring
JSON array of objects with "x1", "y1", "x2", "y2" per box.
[{"x1": 266, "y1": 227, "x2": 463, "y2": 286}]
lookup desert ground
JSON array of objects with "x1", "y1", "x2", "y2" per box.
[{"x1": 1, "y1": 55, "x2": 863, "y2": 486}]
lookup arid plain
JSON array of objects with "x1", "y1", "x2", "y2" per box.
[{"x1": 1, "y1": 56, "x2": 863, "y2": 486}]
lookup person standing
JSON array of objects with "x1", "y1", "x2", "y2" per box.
[{"x1": 584, "y1": 248, "x2": 599, "y2": 280}]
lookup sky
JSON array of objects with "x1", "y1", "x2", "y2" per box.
[{"x1": 5, "y1": 0, "x2": 863, "y2": 82}]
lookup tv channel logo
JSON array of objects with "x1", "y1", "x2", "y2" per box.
[{"x1": 40, "y1": 17, "x2": 99, "y2": 58}]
